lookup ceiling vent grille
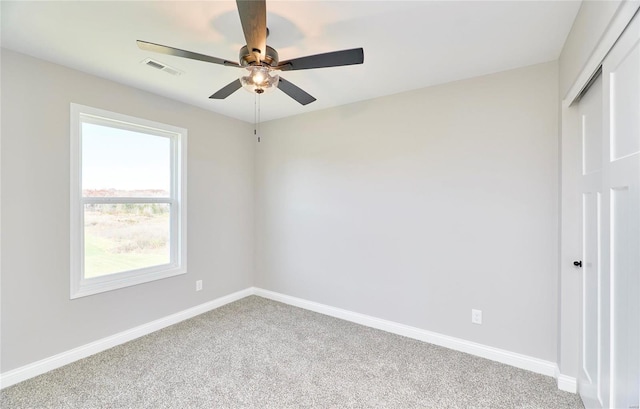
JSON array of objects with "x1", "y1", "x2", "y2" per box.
[{"x1": 141, "y1": 58, "x2": 183, "y2": 76}]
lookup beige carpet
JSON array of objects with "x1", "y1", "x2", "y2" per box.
[{"x1": 1, "y1": 296, "x2": 584, "y2": 408}]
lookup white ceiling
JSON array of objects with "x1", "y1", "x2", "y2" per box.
[{"x1": 1, "y1": 1, "x2": 580, "y2": 123}]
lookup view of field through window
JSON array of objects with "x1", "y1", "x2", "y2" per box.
[
  {"x1": 82, "y1": 123, "x2": 172, "y2": 278},
  {"x1": 83, "y1": 202, "x2": 170, "y2": 278}
]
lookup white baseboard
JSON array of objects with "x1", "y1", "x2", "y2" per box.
[
  {"x1": 254, "y1": 288, "x2": 563, "y2": 381},
  {"x1": 557, "y1": 372, "x2": 578, "y2": 393},
  {"x1": 0, "y1": 287, "x2": 253, "y2": 389},
  {"x1": 1, "y1": 286, "x2": 576, "y2": 395}
]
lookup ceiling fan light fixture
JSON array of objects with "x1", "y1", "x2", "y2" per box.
[{"x1": 240, "y1": 66, "x2": 279, "y2": 94}]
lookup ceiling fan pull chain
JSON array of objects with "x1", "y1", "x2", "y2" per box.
[
  {"x1": 257, "y1": 93, "x2": 261, "y2": 143},
  {"x1": 254, "y1": 92, "x2": 260, "y2": 143}
]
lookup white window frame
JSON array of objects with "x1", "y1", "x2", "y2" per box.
[{"x1": 70, "y1": 103, "x2": 187, "y2": 299}]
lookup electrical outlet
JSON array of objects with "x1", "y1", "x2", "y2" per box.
[
  {"x1": 471, "y1": 309, "x2": 482, "y2": 325},
  {"x1": 196, "y1": 280, "x2": 203, "y2": 292}
]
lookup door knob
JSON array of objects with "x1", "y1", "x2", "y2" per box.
[{"x1": 573, "y1": 260, "x2": 582, "y2": 268}]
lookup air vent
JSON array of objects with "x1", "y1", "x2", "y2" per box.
[
  {"x1": 141, "y1": 58, "x2": 183, "y2": 76},
  {"x1": 146, "y1": 60, "x2": 164, "y2": 69}
]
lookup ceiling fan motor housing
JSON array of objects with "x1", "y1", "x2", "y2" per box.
[{"x1": 239, "y1": 45, "x2": 279, "y2": 67}]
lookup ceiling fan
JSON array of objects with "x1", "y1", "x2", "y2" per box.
[{"x1": 137, "y1": 0, "x2": 364, "y2": 106}]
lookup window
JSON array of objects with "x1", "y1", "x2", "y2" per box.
[{"x1": 70, "y1": 104, "x2": 187, "y2": 299}]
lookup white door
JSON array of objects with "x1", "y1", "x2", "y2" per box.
[
  {"x1": 578, "y1": 12, "x2": 640, "y2": 409},
  {"x1": 578, "y1": 74, "x2": 607, "y2": 409},
  {"x1": 603, "y1": 12, "x2": 640, "y2": 409}
]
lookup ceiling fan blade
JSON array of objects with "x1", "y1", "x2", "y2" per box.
[
  {"x1": 209, "y1": 79, "x2": 242, "y2": 99},
  {"x1": 278, "y1": 77, "x2": 316, "y2": 106},
  {"x1": 276, "y1": 48, "x2": 364, "y2": 71},
  {"x1": 236, "y1": 0, "x2": 267, "y2": 63},
  {"x1": 137, "y1": 40, "x2": 240, "y2": 67}
]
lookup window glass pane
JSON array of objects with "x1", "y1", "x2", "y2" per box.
[
  {"x1": 84, "y1": 203, "x2": 170, "y2": 278},
  {"x1": 82, "y1": 123, "x2": 171, "y2": 197}
]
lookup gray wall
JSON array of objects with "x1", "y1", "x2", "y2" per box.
[
  {"x1": 255, "y1": 62, "x2": 560, "y2": 361},
  {"x1": 0, "y1": 49, "x2": 255, "y2": 372}
]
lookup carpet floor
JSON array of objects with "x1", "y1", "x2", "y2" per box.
[{"x1": 1, "y1": 296, "x2": 584, "y2": 408}]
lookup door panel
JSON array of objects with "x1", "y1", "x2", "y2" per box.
[
  {"x1": 583, "y1": 112, "x2": 603, "y2": 175},
  {"x1": 576, "y1": 10, "x2": 640, "y2": 409},
  {"x1": 578, "y1": 74, "x2": 605, "y2": 409},
  {"x1": 610, "y1": 39, "x2": 640, "y2": 161},
  {"x1": 582, "y1": 192, "x2": 600, "y2": 391},
  {"x1": 609, "y1": 184, "x2": 640, "y2": 409},
  {"x1": 604, "y1": 13, "x2": 640, "y2": 408}
]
